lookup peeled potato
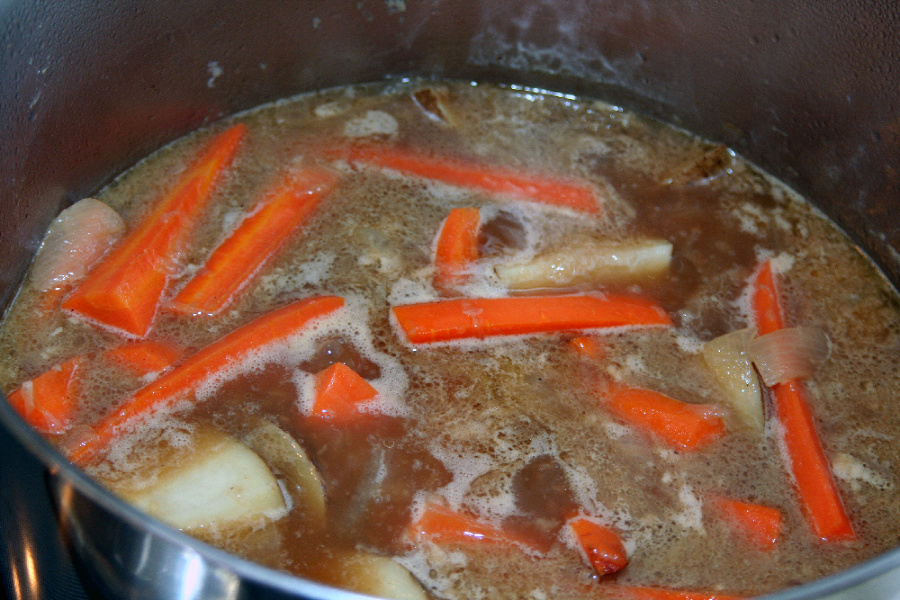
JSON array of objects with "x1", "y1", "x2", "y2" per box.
[
  {"x1": 320, "y1": 552, "x2": 428, "y2": 600},
  {"x1": 495, "y1": 238, "x2": 672, "y2": 290},
  {"x1": 113, "y1": 429, "x2": 286, "y2": 532}
]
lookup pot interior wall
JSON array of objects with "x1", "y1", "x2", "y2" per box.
[
  {"x1": 1, "y1": 1, "x2": 899, "y2": 599},
  {"x1": 2, "y1": 0, "x2": 899, "y2": 308}
]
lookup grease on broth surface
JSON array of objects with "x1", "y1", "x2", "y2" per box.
[{"x1": 2, "y1": 81, "x2": 900, "y2": 599}]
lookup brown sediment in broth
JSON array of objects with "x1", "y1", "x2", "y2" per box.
[{"x1": 1, "y1": 81, "x2": 900, "y2": 599}]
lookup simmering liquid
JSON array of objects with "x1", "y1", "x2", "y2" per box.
[{"x1": 2, "y1": 82, "x2": 899, "y2": 599}]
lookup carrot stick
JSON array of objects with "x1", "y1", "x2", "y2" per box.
[
  {"x1": 710, "y1": 496, "x2": 782, "y2": 551},
  {"x1": 408, "y1": 502, "x2": 540, "y2": 551},
  {"x1": 104, "y1": 340, "x2": 183, "y2": 377},
  {"x1": 751, "y1": 261, "x2": 854, "y2": 542},
  {"x1": 62, "y1": 124, "x2": 247, "y2": 337},
  {"x1": 169, "y1": 166, "x2": 338, "y2": 316},
  {"x1": 66, "y1": 295, "x2": 343, "y2": 464},
  {"x1": 311, "y1": 362, "x2": 378, "y2": 421},
  {"x1": 599, "y1": 584, "x2": 746, "y2": 600},
  {"x1": 6, "y1": 357, "x2": 82, "y2": 435},
  {"x1": 433, "y1": 207, "x2": 480, "y2": 295},
  {"x1": 604, "y1": 387, "x2": 725, "y2": 452},
  {"x1": 331, "y1": 143, "x2": 601, "y2": 214},
  {"x1": 567, "y1": 516, "x2": 628, "y2": 576},
  {"x1": 392, "y1": 294, "x2": 671, "y2": 344}
]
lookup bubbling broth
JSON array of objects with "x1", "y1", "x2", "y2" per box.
[{"x1": 2, "y1": 81, "x2": 900, "y2": 599}]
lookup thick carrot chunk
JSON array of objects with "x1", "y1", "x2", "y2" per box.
[
  {"x1": 67, "y1": 296, "x2": 344, "y2": 464},
  {"x1": 710, "y1": 496, "x2": 782, "y2": 550},
  {"x1": 392, "y1": 294, "x2": 671, "y2": 344},
  {"x1": 62, "y1": 124, "x2": 247, "y2": 337},
  {"x1": 7, "y1": 357, "x2": 82, "y2": 434},
  {"x1": 331, "y1": 143, "x2": 601, "y2": 214},
  {"x1": 408, "y1": 502, "x2": 540, "y2": 551},
  {"x1": 104, "y1": 340, "x2": 183, "y2": 377},
  {"x1": 567, "y1": 516, "x2": 628, "y2": 576},
  {"x1": 750, "y1": 261, "x2": 854, "y2": 542},
  {"x1": 170, "y1": 166, "x2": 338, "y2": 316},
  {"x1": 604, "y1": 387, "x2": 725, "y2": 452},
  {"x1": 433, "y1": 207, "x2": 480, "y2": 295},
  {"x1": 311, "y1": 363, "x2": 378, "y2": 421}
]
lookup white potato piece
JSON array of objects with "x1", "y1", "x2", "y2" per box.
[
  {"x1": 495, "y1": 238, "x2": 672, "y2": 290},
  {"x1": 30, "y1": 198, "x2": 125, "y2": 292},
  {"x1": 701, "y1": 328, "x2": 764, "y2": 431},
  {"x1": 116, "y1": 429, "x2": 286, "y2": 532},
  {"x1": 323, "y1": 552, "x2": 428, "y2": 600},
  {"x1": 243, "y1": 420, "x2": 327, "y2": 528}
]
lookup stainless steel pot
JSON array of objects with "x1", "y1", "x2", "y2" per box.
[{"x1": 2, "y1": 1, "x2": 899, "y2": 599}]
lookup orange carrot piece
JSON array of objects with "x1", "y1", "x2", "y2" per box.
[
  {"x1": 62, "y1": 124, "x2": 247, "y2": 337},
  {"x1": 433, "y1": 207, "x2": 480, "y2": 294},
  {"x1": 392, "y1": 294, "x2": 671, "y2": 344},
  {"x1": 7, "y1": 357, "x2": 82, "y2": 435},
  {"x1": 408, "y1": 502, "x2": 540, "y2": 550},
  {"x1": 568, "y1": 335, "x2": 605, "y2": 360},
  {"x1": 311, "y1": 362, "x2": 378, "y2": 421},
  {"x1": 104, "y1": 340, "x2": 183, "y2": 377},
  {"x1": 169, "y1": 166, "x2": 338, "y2": 316},
  {"x1": 600, "y1": 584, "x2": 746, "y2": 600},
  {"x1": 567, "y1": 516, "x2": 628, "y2": 576},
  {"x1": 332, "y1": 143, "x2": 601, "y2": 214},
  {"x1": 604, "y1": 387, "x2": 725, "y2": 452},
  {"x1": 711, "y1": 496, "x2": 782, "y2": 550},
  {"x1": 67, "y1": 296, "x2": 344, "y2": 464},
  {"x1": 751, "y1": 261, "x2": 854, "y2": 542},
  {"x1": 751, "y1": 261, "x2": 784, "y2": 336}
]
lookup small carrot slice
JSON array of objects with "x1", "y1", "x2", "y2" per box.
[
  {"x1": 710, "y1": 496, "x2": 782, "y2": 551},
  {"x1": 601, "y1": 584, "x2": 746, "y2": 600},
  {"x1": 67, "y1": 296, "x2": 344, "y2": 464},
  {"x1": 7, "y1": 357, "x2": 82, "y2": 435},
  {"x1": 433, "y1": 207, "x2": 480, "y2": 295},
  {"x1": 170, "y1": 166, "x2": 338, "y2": 316},
  {"x1": 751, "y1": 261, "x2": 854, "y2": 542},
  {"x1": 568, "y1": 335, "x2": 605, "y2": 360},
  {"x1": 104, "y1": 340, "x2": 183, "y2": 377},
  {"x1": 331, "y1": 143, "x2": 601, "y2": 214},
  {"x1": 567, "y1": 516, "x2": 628, "y2": 576},
  {"x1": 62, "y1": 124, "x2": 247, "y2": 337},
  {"x1": 604, "y1": 387, "x2": 725, "y2": 452},
  {"x1": 311, "y1": 362, "x2": 378, "y2": 421},
  {"x1": 408, "y1": 502, "x2": 539, "y2": 551},
  {"x1": 392, "y1": 294, "x2": 671, "y2": 344}
]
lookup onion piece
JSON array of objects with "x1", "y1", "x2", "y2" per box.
[
  {"x1": 749, "y1": 326, "x2": 830, "y2": 387},
  {"x1": 30, "y1": 198, "x2": 125, "y2": 292},
  {"x1": 701, "y1": 328, "x2": 764, "y2": 431},
  {"x1": 495, "y1": 238, "x2": 672, "y2": 291},
  {"x1": 243, "y1": 420, "x2": 327, "y2": 529}
]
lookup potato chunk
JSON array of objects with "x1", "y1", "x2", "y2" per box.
[
  {"x1": 115, "y1": 429, "x2": 286, "y2": 532},
  {"x1": 495, "y1": 238, "x2": 672, "y2": 290},
  {"x1": 320, "y1": 552, "x2": 428, "y2": 600}
]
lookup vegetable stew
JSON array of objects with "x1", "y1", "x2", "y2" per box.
[{"x1": 2, "y1": 81, "x2": 900, "y2": 599}]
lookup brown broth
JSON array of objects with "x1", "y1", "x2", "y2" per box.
[{"x1": 2, "y1": 81, "x2": 900, "y2": 599}]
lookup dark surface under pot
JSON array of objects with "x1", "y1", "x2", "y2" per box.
[{"x1": 2, "y1": 1, "x2": 900, "y2": 600}]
